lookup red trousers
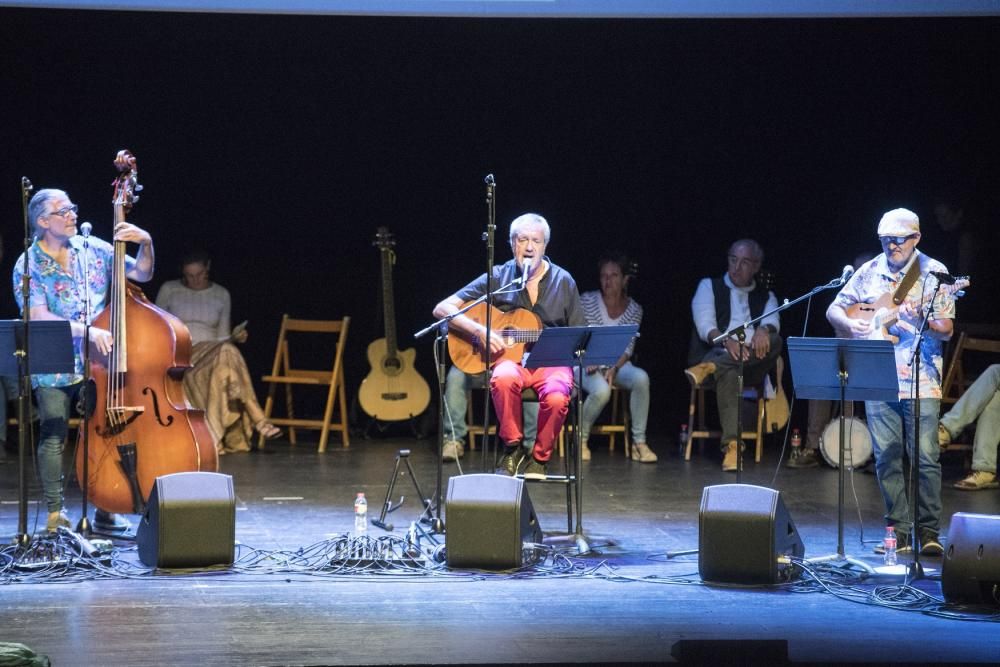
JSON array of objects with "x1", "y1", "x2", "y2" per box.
[{"x1": 489, "y1": 360, "x2": 573, "y2": 463}]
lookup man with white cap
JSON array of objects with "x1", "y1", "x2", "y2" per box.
[{"x1": 827, "y1": 208, "x2": 955, "y2": 556}]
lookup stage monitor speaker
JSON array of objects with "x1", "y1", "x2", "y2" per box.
[
  {"x1": 942, "y1": 512, "x2": 1000, "y2": 606},
  {"x1": 698, "y1": 483, "x2": 804, "y2": 585},
  {"x1": 445, "y1": 473, "x2": 542, "y2": 569},
  {"x1": 137, "y1": 471, "x2": 236, "y2": 568}
]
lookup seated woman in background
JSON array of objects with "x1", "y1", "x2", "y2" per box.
[
  {"x1": 579, "y1": 252, "x2": 655, "y2": 463},
  {"x1": 155, "y1": 249, "x2": 280, "y2": 454}
]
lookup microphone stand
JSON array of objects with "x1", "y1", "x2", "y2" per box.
[
  {"x1": 14, "y1": 177, "x2": 34, "y2": 547},
  {"x1": 480, "y1": 174, "x2": 497, "y2": 472},
  {"x1": 76, "y1": 228, "x2": 94, "y2": 537},
  {"x1": 713, "y1": 274, "x2": 846, "y2": 479},
  {"x1": 903, "y1": 278, "x2": 941, "y2": 583}
]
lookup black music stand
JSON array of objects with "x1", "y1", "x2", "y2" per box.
[
  {"x1": 525, "y1": 324, "x2": 638, "y2": 553},
  {"x1": 787, "y1": 337, "x2": 898, "y2": 573},
  {"x1": 0, "y1": 320, "x2": 74, "y2": 545}
]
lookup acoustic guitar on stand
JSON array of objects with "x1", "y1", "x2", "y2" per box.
[
  {"x1": 845, "y1": 277, "x2": 969, "y2": 343},
  {"x1": 447, "y1": 302, "x2": 544, "y2": 375},
  {"x1": 358, "y1": 228, "x2": 431, "y2": 421}
]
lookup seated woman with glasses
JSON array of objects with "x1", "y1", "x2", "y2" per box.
[{"x1": 155, "y1": 248, "x2": 281, "y2": 455}]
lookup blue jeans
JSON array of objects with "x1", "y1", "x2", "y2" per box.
[
  {"x1": 35, "y1": 383, "x2": 82, "y2": 513},
  {"x1": 940, "y1": 364, "x2": 1000, "y2": 473},
  {"x1": 866, "y1": 398, "x2": 942, "y2": 535},
  {"x1": 580, "y1": 362, "x2": 649, "y2": 444},
  {"x1": 442, "y1": 365, "x2": 536, "y2": 444}
]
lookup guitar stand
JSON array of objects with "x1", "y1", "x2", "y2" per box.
[
  {"x1": 360, "y1": 414, "x2": 424, "y2": 440},
  {"x1": 371, "y1": 449, "x2": 441, "y2": 533}
]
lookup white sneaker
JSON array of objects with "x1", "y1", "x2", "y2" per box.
[
  {"x1": 442, "y1": 439, "x2": 464, "y2": 462},
  {"x1": 631, "y1": 442, "x2": 658, "y2": 463}
]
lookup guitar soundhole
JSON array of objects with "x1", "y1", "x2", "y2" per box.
[{"x1": 382, "y1": 357, "x2": 402, "y2": 375}]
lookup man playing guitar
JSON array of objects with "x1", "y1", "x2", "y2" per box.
[
  {"x1": 432, "y1": 213, "x2": 585, "y2": 480},
  {"x1": 827, "y1": 208, "x2": 956, "y2": 557}
]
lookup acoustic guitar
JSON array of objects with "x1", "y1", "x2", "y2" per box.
[
  {"x1": 358, "y1": 228, "x2": 431, "y2": 421},
  {"x1": 845, "y1": 277, "x2": 969, "y2": 343},
  {"x1": 447, "y1": 302, "x2": 544, "y2": 375}
]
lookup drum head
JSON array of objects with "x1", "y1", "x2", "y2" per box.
[{"x1": 819, "y1": 417, "x2": 873, "y2": 469}]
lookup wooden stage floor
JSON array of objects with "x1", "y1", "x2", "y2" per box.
[{"x1": 2, "y1": 435, "x2": 999, "y2": 665}]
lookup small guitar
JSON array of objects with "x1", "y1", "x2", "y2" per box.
[
  {"x1": 358, "y1": 228, "x2": 431, "y2": 421},
  {"x1": 846, "y1": 277, "x2": 970, "y2": 343},
  {"x1": 447, "y1": 302, "x2": 544, "y2": 374},
  {"x1": 756, "y1": 270, "x2": 788, "y2": 433}
]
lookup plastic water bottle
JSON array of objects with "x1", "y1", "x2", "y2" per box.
[
  {"x1": 883, "y1": 526, "x2": 897, "y2": 566},
  {"x1": 678, "y1": 424, "x2": 689, "y2": 456},
  {"x1": 354, "y1": 492, "x2": 368, "y2": 533},
  {"x1": 790, "y1": 428, "x2": 802, "y2": 460}
]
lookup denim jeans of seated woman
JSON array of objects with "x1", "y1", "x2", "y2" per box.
[
  {"x1": 579, "y1": 361, "x2": 649, "y2": 445},
  {"x1": 866, "y1": 398, "x2": 942, "y2": 536}
]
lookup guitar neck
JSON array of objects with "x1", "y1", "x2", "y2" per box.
[{"x1": 380, "y1": 245, "x2": 397, "y2": 358}]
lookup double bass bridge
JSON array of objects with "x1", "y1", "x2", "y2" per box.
[{"x1": 97, "y1": 406, "x2": 146, "y2": 437}]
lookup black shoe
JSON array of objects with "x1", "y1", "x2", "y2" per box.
[
  {"x1": 919, "y1": 528, "x2": 944, "y2": 556},
  {"x1": 786, "y1": 448, "x2": 821, "y2": 469},
  {"x1": 495, "y1": 446, "x2": 525, "y2": 476},
  {"x1": 522, "y1": 457, "x2": 548, "y2": 480},
  {"x1": 94, "y1": 510, "x2": 131, "y2": 533}
]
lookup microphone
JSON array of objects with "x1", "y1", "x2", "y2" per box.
[
  {"x1": 930, "y1": 271, "x2": 957, "y2": 285},
  {"x1": 838, "y1": 265, "x2": 854, "y2": 285},
  {"x1": 80, "y1": 221, "x2": 93, "y2": 238},
  {"x1": 484, "y1": 173, "x2": 495, "y2": 186},
  {"x1": 521, "y1": 257, "x2": 533, "y2": 287}
]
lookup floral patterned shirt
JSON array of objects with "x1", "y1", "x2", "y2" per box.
[
  {"x1": 12, "y1": 236, "x2": 135, "y2": 388},
  {"x1": 832, "y1": 250, "x2": 956, "y2": 400}
]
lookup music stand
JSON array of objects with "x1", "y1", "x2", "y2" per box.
[
  {"x1": 525, "y1": 324, "x2": 638, "y2": 553},
  {"x1": 0, "y1": 320, "x2": 74, "y2": 545},
  {"x1": 787, "y1": 337, "x2": 898, "y2": 573}
]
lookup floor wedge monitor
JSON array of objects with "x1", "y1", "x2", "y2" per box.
[
  {"x1": 942, "y1": 512, "x2": 1000, "y2": 606},
  {"x1": 137, "y1": 471, "x2": 236, "y2": 568},
  {"x1": 446, "y1": 473, "x2": 542, "y2": 569},
  {"x1": 699, "y1": 483, "x2": 804, "y2": 584}
]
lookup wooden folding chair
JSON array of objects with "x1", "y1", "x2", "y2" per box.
[{"x1": 258, "y1": 315, "x2": 350, "y2": 452}]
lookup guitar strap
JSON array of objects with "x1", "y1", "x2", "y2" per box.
[{"x1": 891, "y1": 256, "x2": 922, "y2": 305}]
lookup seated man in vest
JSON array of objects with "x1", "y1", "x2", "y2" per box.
[{"x1": 687, "y1": 239, "x2": 783, "y2": 471}]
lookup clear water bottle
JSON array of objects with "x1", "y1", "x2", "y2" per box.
[
  {"x1": 678, "y1": 424, "x2": 689, "y2": 456},
  {"x1": 883, "y1": 526, "x2": 897, "y2": 566},
  {"x1": 790, "y1": 428, "x2": 802, "y2": 460},
  {"x1": 354, "y1": 492, "x2": 368, "y2": 533}
]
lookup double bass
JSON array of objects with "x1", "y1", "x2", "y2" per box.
[{"x1": 75, "y1": 150, "x2": 217, "y2": 515}]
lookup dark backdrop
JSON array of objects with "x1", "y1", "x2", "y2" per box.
[{"x1": 2, "y1": 9, "x2": 997, "y2": 440}]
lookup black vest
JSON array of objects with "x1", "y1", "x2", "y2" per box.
[{"x1": 687, "y1": 276, "x2": 770, "y2": 365}]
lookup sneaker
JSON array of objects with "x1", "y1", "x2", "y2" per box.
[
  {"x1": 786, "y1": 447, "x2": 821, "y2": 469},
  {"x1": 721, "y1": 441, "x2": 743, "y2": 472},
  {"x1": 953, "y1": 470, "x2": 999, "y2": 491},
  {"x1": 631, "y1": 442, "x2": 658, "y2": 463},
  {"x1": 684, "y1": 362, "x2": 717, "y2": 387},
  {"x1": 495, "y1": 446, "x2": 525, "y2": 477},
  {"x1": 522, "y1": 457, "x2": 548, "y2": 480},
  {"x1": 919, "y1": 528, "x2": 944, "y2": 557},
  {"x1": 441, "y1": 439, "x2": 464, "y2": 462},
  {"x1": 46, "y1": 510, "x2": 71, "y2": 533},
  {"x1": 938, "y1": 423, "x2": 952, "y2": 449},
  {"x1": 94, "y1": 509, "x2": 131, "y2": 533}
]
